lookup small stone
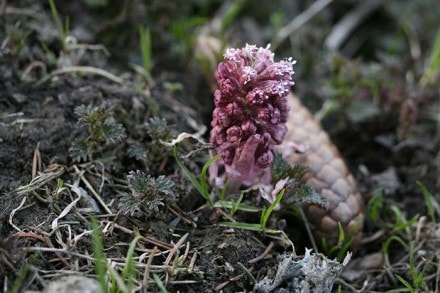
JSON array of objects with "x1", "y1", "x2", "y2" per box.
[
  {"x1": 342, "y1": 252, "x2": 384, "y2": 282},
  {"x1": 43, "y1": 276, "x2": 101, "y2": 293},
  {"x1": 12, "y1": 93, "x2": 28, "y2": 103}
]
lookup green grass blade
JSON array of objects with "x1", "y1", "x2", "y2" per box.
[
  {"x1": 200, "y1": 154, "x2": 221, "y2": 198},
  {"x1": 260, "y1": 188, "x2": 285, "y2": 229},
  {"x1": 382, "y1": 235, "x2": 408, "y2": 266},
  {"x1": 48, "y1": 0, "x2": 67, "y2": 50},
  {"x1": 173, "y1": 145, "x2": 212, "y2": 204},
  {"x1": 336, "y1": 235, "x2": 353, "y2": 262},
  {"x1": 422, "y1": 25, "x2": 440, "y2": 84},
  {"x1": 230, "y1": 192, "x2": 243, "y2": 215},
  {"x1": 48, "y1": 0, "x2": 63, "y2": 34},
  {"x1": 382, "y1": 235, "x2": 408, "y2": 254},
  {"x1": 106, "y1": 262, "x2": 129, "y2": 293},
  {"x1": 394, "y1": 274, "x2": 414, "y2": 292},
  {"x1": 385, "y1": 288, "x2": 412, "y2": 293},
  {"x1": 417, "y1": 181, "x2": 436, "y2": 222},
  {"x1": 139, "y1": 25, "x2": 152, "y2": 73},
  {"x1": 388, "y1": 205, "x2": 418, "y2": 233},
  {"x1": 121, "y1": 235, "x2": 142, "y2": 292},
  {"x1": 153, "y1": 273, "x2": 168, "y2": 293},
  {"x1": 367, "y1": 188, "x2": 384, "y2": 222},
  {"x1": 336, "y1": 222, "x2": 346, "y2": 245},
  {"x1": 91, "y1": 218, "x2": 107, "y2": 292},
  {"x1": 220, "y1": 180, "x2": 229, "y2": 201},
  {"x1": 10, "y1": 254, "x2": 39, "y2": 293},
  {"x1": 65, "y1": 16, "x2": 70, "y2": 39},
  {"x1": 213, "y1": 201, "x2": 260, "y2": 213}
]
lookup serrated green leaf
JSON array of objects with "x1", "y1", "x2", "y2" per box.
[
  {"x1": 127, "y1": 144, "x2": 147, "y2": 160},
  {"x1": 69, "y1": 139, "x2": 91, "y2": 161},
  {"x1": 118, "y1": 193, "x2": 141, "y2": 216},
  {"x1": 125, "y1": 170, "x2": 176, "y2": 213},
  {"x1": 271, "y1": 152, "x2": 308, "y2": 182},
  {"x1": 101, "y1": 123, "x2": 126, "y2": 143},
  {"x1": 283, "y1": 182, "x2": 327, "y2": 208},
  {"x1": 127, "y1": 170, "x2": 152, "y2": 194},
  {"x1": 74, "y1": 104, "x2": 91, "y2": 119},
  {"x1": 146, "y1": 117, "x2": 171, "y2": 141},
  {"x1": 154, "y1": 175, "x2": 176, "y2": 197}
]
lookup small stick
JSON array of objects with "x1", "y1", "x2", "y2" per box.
[
  {"x1": 142, "y1": 246, "x2": 158, "y2": 291},
  {"x1": 248, "y1": 241, "x2": 275, "y2": 264},
  {"x1": 110, "y1": 223, "x2": 174, "y2": 250},
  {"x1": 35, "y1": 66, "x2": 123, "y2": 86},
  {"x1": 73, "y1": 165, "x2": 112, "y2": 214},
  {"x1": 188, "y1": 252, "x2": 197, "y2": 273},
  {"x1": 300, "y1": 207, "x2": 319, "y2": 253},
  {"x1": 15, "y1": 231, "x2": 72, "y2": 268},
  {"x1": 164, "y1": 233, "x2": 189, "y2": 267},
  {"x1": 9, "y1": 196, "x2": 27, "y2": 232},
  {"x1": 167, "y1": 205, "x2": 197, "y2": 227}
]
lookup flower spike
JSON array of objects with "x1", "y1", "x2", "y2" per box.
[{"x1": 210, "y1": 44, "x2": 295, "y2": 187}]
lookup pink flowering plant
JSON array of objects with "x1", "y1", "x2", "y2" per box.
[
  {"x1": 173, "y1": 44, "x2": 298, "y2": 230},
  {"x1": 210, "y1": 44, "x2": 295, "y2": 189}
]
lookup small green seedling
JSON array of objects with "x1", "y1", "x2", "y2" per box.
[
  {"x1": 220, "y1": 188, "x2": 285, "y2": 232},
  {"x1": 118, "y1": 170, "x2": 177, "y2": 216},
  {"x1": 70, "y1": 104, "x2": 126, "y2": 161},
  {"x1": 174, "y1": 144, "x2": 261, "y2": 216},
  {"x1": 321, "y1": 222, "x2": 356, "y2": 262},
  {"x1": 393, "y1": 242, "x2": 426, "y2": 293}
]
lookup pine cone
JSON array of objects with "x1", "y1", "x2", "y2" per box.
[{"x1": 278, "y1": 93, "x2": 364, "y2": 248}]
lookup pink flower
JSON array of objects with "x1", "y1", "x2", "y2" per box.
[{"x1": 210, "y1": 44, "x2": 295, "y2": 186}]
